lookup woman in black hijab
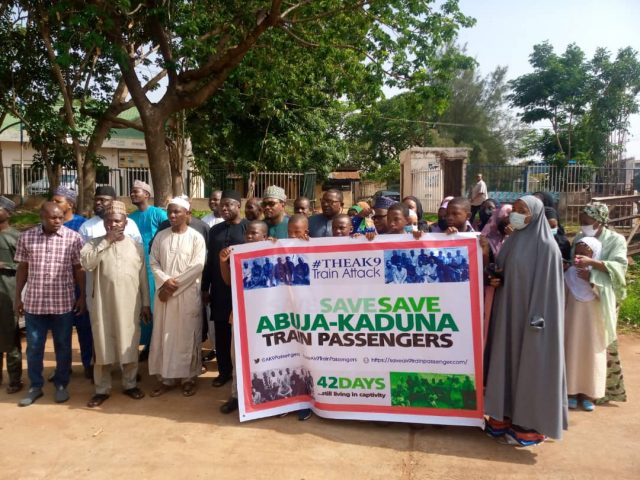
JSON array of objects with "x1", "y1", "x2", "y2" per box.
[
  {"x1": 534, "y1": 192, "x2": 565, "y2": 235},
  {"x1": 402, "y1": 196, "x2": 429, "y2": 232},
  {"x1": 544, "y1": 207, "x2": 571, "y2": 262}
]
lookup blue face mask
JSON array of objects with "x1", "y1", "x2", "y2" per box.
[
  {"x1": 509, "y1": 212, "x2": 528, "y2": 230},
  {"x1": 550, "y1": 227, "x2": 558, "y2": 236}
]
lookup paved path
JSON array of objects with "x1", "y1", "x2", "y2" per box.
[{"x1": 1, "y1": 334, "x2": 638, "y2": 479}]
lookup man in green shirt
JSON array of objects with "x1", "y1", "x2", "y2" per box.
[{"x1": 262, "y1": 185, "x2": 289, "y2": 239}]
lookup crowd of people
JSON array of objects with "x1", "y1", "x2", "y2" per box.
[{"x1": 0, "y1": 175, "x2": 629, "y2": 446}]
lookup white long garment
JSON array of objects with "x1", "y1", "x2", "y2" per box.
[
  {"x1": 80, "y1": 237, "x2": 150, "y2": 365},
  {"x1": 79, "y1": 215, "x2": 143, "y2": 244},
  {"x1": 201, "y1": 213, "x2": 224, "y2": 228},
  {"x1": 79, "y1": 216, "x2": 143, "y2": 310},
  {"x1": 148, "y1": 227, "x2": 206, "y2": 379}
]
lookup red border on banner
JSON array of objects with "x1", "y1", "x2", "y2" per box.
[{"x1": 233, "y1": 238, "x2": 484, "y2": 420}]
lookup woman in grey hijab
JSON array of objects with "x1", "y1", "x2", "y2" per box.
[{"x1": 484, "y1": 195, "x2": 568, "y2": 446}]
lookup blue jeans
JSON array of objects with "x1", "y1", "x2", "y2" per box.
[
  {"x1": 25, "y1": 311, "x2": 74, "y2": 389},
  {"x1": 73, "y1": 285, "x2": 93, "y2": 369}
]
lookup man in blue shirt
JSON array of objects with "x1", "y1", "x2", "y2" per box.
[
  {"x1": 53, "y1": 186, "x2": 85, "y2": 232},
  {"x1": 129, "y1": 180, "x2": 168, "y2": 360},
  {"x1": 309, "y1": 189, "x2": 343, "y2": 237}
]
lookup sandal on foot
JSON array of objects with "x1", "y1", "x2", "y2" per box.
[
  {"x1": 123, "y1": 387, "x2": 145, "y2": 400},
  {"x1": 150, "y1": 384, "x2": 174, "y2": 397},
  {"x1": 568, "y1": 397, "x2": 578, "y2": 409},
  {"x1": 87, "y1": 394, "x2": 110, "y2": 408},
  {"x1": 581, "y1": 399, "x2": 595, "y2": 412},
  {"x1": 182, "y1": 381, "x2": 197, "y2": 397}
]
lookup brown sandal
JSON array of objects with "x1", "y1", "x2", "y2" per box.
[
  {"x1": 87, "y1": 394, "x2": 110, "y2": 408},
  {"x1": 150, "y1": 383, "x2": 174, "y2": 397},
  {"x1": 182, "y1": 381, "x2": 197, "y2": 397}
]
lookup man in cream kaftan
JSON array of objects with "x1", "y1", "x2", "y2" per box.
[
  {"x1": 149, "y1": 197, "x2": 206, "y2": 395},
  {"x1": 80, "y1": 201, "x2": 150, "y2": 407}
]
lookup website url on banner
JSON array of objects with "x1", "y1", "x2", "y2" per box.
[
  {"x1": 369, "y1": 358, "x2": 468, "y2": 366},
  {"x1": 262, "y1": 353, "x2": 301, "y2": 362},
  {"x1": 302, "y1": 354, "x2": 358, "y2": 363}
]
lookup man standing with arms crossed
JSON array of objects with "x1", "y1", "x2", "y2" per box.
[{"x1": 469, "y1": 173, "x2": 487, "y2": 224}]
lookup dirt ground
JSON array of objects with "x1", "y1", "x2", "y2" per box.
[{"x1": 1, "y1": 333, "x2": 638, "y2": 480}]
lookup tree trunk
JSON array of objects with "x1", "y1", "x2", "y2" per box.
[
  {"x1": 82, "y1": 119, "x2": 112, "y2": 214},
  {"x1": 0, "y1": 144, "x2": 4, "y2": 195},
  {"x1": 171, "y1": 163, "x2": 184, "y2": 197},
  {"x1": 144, "y1": 118, "x2": 173, "y2": 206},
  {"x1": 72, "y1": 142, "x2": 85, "y2": 210},
  {"x1": 44, "y1": 151, "x2": 62, "y2": 196}
]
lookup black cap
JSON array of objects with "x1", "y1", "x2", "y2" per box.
[
  {"x1": 95, "y1": 186, "x2": 117, "y2": 197},
  {"x1": 221, "y1": 190, "x2": 241, "y2": 202}
]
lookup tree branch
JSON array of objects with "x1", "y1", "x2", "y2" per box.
[
  {"x1": 147, "y1": 11, "x2": 178, "y2": 86},
  {"x1": 103, "y1": 115, "x2": 144, "y2": 131},
  {"x1": 176, "y1": 0, "x2": 283, "y2": 86}
]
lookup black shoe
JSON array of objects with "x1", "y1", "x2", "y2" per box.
[
  {"x1": 139, "y1": 349, "x2": 150, "y2": 362},
  {"x1": 211, "y1": 375, "x2": 231, "y2": 387},
  {"x1": 220, "y1": 397, "x2": 238, "y2": 414},
  {"x1": 297, "y1": 409, "x2": 312, "y2": 421},
  {"x1": 202, "y1": 350, "x2": 216, "y2": 362}
]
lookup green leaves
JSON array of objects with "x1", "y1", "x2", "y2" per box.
[{"x1": 510, "y1": 42, "x2": 640, "y2": 165}]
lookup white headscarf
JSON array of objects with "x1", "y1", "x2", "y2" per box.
[{"x1": 565, "y1": 237, "x2": 603, "y2": 302}]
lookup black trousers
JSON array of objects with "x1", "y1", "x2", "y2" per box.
[{"x1": 213, "y1": 318, "x2": 233, "y2": 378}]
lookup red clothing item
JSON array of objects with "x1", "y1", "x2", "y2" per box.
[{"x1": 14, "y1": 225, "x2": 82, "y2": 314}]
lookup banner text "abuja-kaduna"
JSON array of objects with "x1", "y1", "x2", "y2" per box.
[{"x1": 255, "y1": 296, "x2": 458, "y2": 334}]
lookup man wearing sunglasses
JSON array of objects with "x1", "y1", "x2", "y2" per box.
[
  {"x1": 309, "y1": 189, "x2": 344, "y2": 237},
  {"x1": 262, "y1": 186, "x2": 289, "y2": 239}
]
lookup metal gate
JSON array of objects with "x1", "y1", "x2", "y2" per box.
[{"x1": 411, "y1": 167, "x2": 443, "y2": 213}]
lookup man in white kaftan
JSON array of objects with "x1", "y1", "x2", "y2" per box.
[{"x1": 148, "y1": 196, "x2": 206, "y2": 397}]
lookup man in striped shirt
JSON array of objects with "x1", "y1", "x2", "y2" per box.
[{"x1": 14, "y1": 202, "x2": 85, "y2": 407}]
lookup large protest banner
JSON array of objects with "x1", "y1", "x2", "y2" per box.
[{"x1": 231, "y1": 233, "x2": 484, "y2": 427}]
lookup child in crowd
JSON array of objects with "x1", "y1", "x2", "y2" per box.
[
  {"x1": 385, "y1": 203, "x2": 411, "y2": 234},
  {"x1": 218, "y1": 220, "x2": 269, "y2": 414},
  {"x1": 443, "y1": 197, "x2": 474, "y2": 233},
  {"x1": 286, "y1": 214, "x2": 310, "y2": 241},
  {"x1": 565, "y1": 236, "x2": 606, "y2": 412},
  {"x1": 429, "y1": 196, "x2": 454, "y2": 232},
  {"x1": 332, "y1": 214, "x2": 353, "y2": 237},
  {"x1": 407, "y1": 210, "x2": 418, "y2": 231}
]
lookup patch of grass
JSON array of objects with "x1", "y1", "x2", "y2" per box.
[
  {"x1": 10, "y1": 211, "x2": 40, "y2": 231},
  {"x1": 619, "y1": 255, "x2": 640, "y2": 331}
]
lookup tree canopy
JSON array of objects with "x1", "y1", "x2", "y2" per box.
[{"x1": 509, "y1": 41, "x2": 640, "y2": 165}]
